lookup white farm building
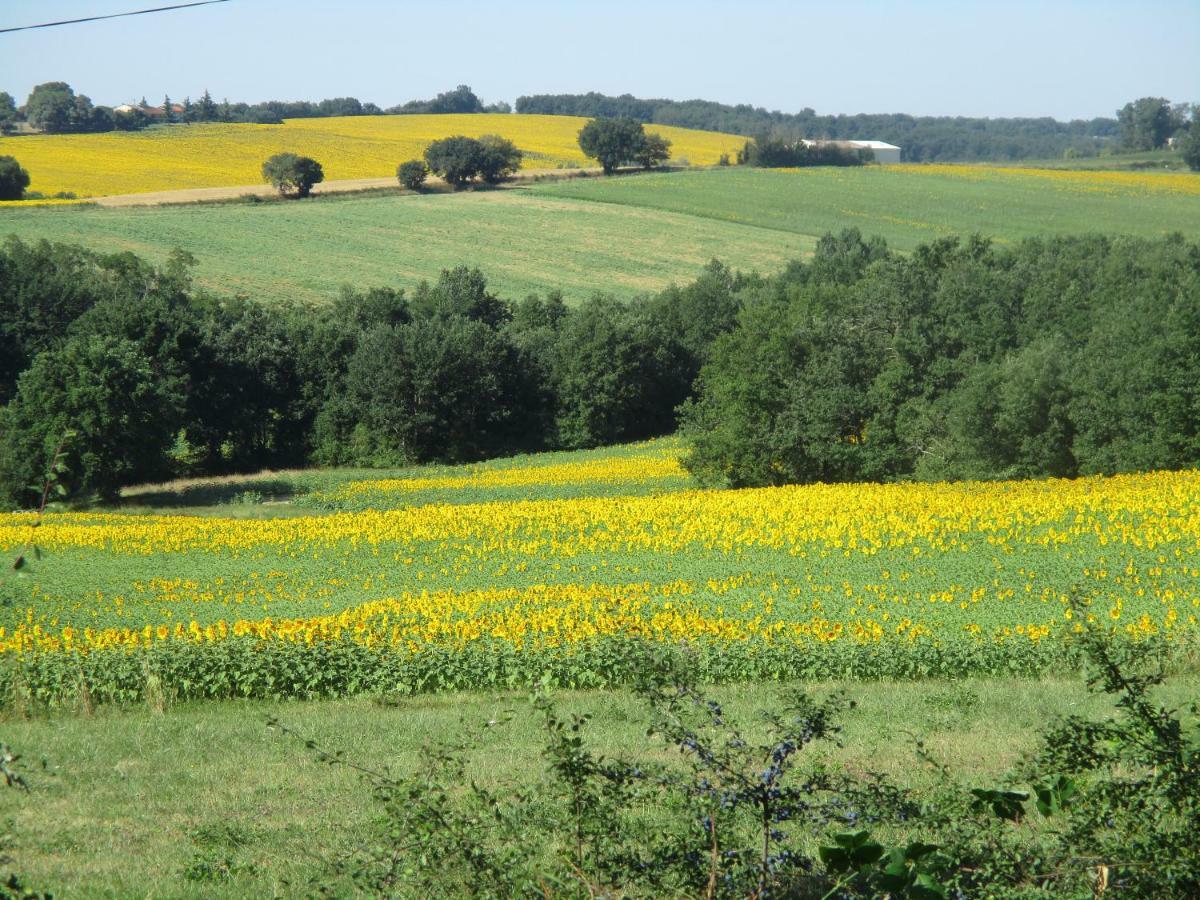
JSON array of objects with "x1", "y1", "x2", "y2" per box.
[
  {"x1": 802, "y1": 139, "x2": 902, "y2": 164},
  {"x1": 844, "y1": 140, "x2": 901, "y2": 164}
]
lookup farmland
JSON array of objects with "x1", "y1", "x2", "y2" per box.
[
  {"x1": 0, "y1": 189, "x2": 813, "y2": 303},
  {"x1": 2, "y1": 441, "x2": 1197, "y2": 706},
  {"x1": 0, "y1": 114, "x2": 743, "y2": 198},
  {"x1": 3, "y1": 162, "x2": 1197, "y2": 303},
  {"x1": 532, "y1": 164, "x2": 1200, "y2": 250}
]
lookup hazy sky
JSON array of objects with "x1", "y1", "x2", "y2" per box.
[{"x1": 1, "y1": 0, "x2": 1196, "y2": 120}]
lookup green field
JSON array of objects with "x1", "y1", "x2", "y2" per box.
[
  {"x1": 0, "y1": 187, "x2": 814, "y2": 304},
  {"x1": 532, "y1": 165, "x2": 1200, "y2": 250},
  {"x1": 4, "y1": 673, "x2": 1196, "y2": 896},
  {"x1": 3, "y1": 164, "x2": 1197, "y2": 305}
]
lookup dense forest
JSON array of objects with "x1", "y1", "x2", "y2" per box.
[
  {"x1": 516, "y1": 92, "x2": 1125, "y2": 161},
  {"x1": 1, "y1": 230, "x2": 1197, "y2": 507}
]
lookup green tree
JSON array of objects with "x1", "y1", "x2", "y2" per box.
[
  {"x1": 551, "y1": 295, "x2": 688, "y2": 447},
  {"x1": 410, "y1": 266, "x2": 512, "y2": 328},
  {"x1": 317, "y1": 317, "x2": 530, "y2": 465},
  {"x1": 424, "y1": 136, "x2": 484, "y2": 187},
  {"x1": 261, "y1": 152, "x2": 324, "y2": 197},
  {"x1": 1179, "y1": 108, "x2": 1200, "y2": 171},
  {"x1": 476, "y1": 134, "x2": 523, "y2": 183},
  {"x1": 161, "y1": 94, "x2": 175, "y2": 124},
  {"x1": 0, "y1": 335, "x2": 182, "y2": 505},
  {"x1": 24, "y1": 82, "x2": 82, "y2": 133},
  {"x1": 0, "y1": 92, "x2": 17, "y2": 134},
  {"x1": 577, "y1": 117, "x2": 647, "y2": 174},
  {"x1": 196, "y1": 89, "x2": 218, "y2": 122},
  {"x1": 396, "y1": 159, "x2": 429, "y2": 190},
  {"x1": 634, "y1": 132, "x2": 672, "y2": 169},
  {"x1": 1117, "y1": 97, "x2": 1176, "y2": 150},
  {"x1": 0, "y1": 156, "x2": 30, "y2": 201}
]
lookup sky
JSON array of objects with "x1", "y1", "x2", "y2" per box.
[{"x1": 0, "y1": 0, "x2": 1196, "y2": 121}]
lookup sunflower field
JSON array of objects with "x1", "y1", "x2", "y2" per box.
[
  {"x1": 0, "y1": 113, "x2": 744, "y2": 198},
  {"x1": 1, "y1": 442, "x2": 1197, "y2": 707}
]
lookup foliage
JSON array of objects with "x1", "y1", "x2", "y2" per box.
[
  {"x1": 0, "y1": 93, "x2": 17, "y2": 134},
  {"x1": 681, "y1": 229, "x2": 1200, "y2": 487},
  {"x1": 22, "y1": 82, "x2": 104, "y2": 135},
  {"x1": 1179, "y1": 108, "x2": 1200, "y2": 171},
  {"x1": 0, "y1": 334, "x2": 182, "y2": 505},
  {"x1": 475, "y1": 134, "x2": 523, "y2": 183},
  {"x1": 260, "y1": 152, "x2": 324, "y2": 197},
  {"x1": 1117, "y1": 96, "x2": 1181, "y2": 151},
  {"x1": 518, "y1": 90, "x2": 1126, "y2": 162},
  {"x1": 273, "y1": 631, "x2": 1199, "y2": 897},
  {"x1": 739, "y1": 135, "x2": 872, "y2": 167},
  {"x1": 395, "y1": 158, "x2": 428, "y2": 190},
  {"x1": 0, "y1": 157, "x2": 30, "y2": 202},
  {"x1": 577, "y1": 116, "x2": 654, "y2": 173},
  {"x1": 634, "y1": 131, "x2": 672, "y2": 168},
  {"x1": 423, "y1": 135, "x2": 484, "y2": 187}
]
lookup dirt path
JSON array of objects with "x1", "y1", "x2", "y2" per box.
[{"x1": 93, "y1": 167, "x2": 603, "y2": 208}]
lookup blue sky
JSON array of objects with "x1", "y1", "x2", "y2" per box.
[{"x1": 0, "y1": 0, "x2": 1196, "y2": 120}]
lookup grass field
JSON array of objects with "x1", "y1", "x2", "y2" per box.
[
  {"x1": 0, "y1": 188, "x2": 814, "y2": 302},
  {"x1": 0, "y1": 114, "x2": 743, "y2": 198},
  {"x1": 2, "y1": 441, "x2": 1197, "y2": 707},
  {"x1": 4, "y1": 162, "x2": 1198, "y2": 303},
  {"x1": 532, "y1": 165, "x2": 1200, "y2": 250},
  {"x1": 2, "y1": 673, "x2": 1196, "y2": 896}
]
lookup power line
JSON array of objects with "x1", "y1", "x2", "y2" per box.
[{"x1": 0, "y1": 0, "x2": 231, "y2": 34}]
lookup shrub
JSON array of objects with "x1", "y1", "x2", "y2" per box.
[
  {"x1": 396, "y1": 159, "x2": 428, "y2": 190},
  {"x1": 0, "y1": 156, "x2": 30, "y2": 201},
  {"x1": 261, "y1": 152, "x2": 324, "y2": 198}
]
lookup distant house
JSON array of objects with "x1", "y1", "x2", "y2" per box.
[
  {"x1": 143, "y1": 103, "x2": 185, "y2": 119},
  {"x1": 803, "y1": 139, "x2": 902, "y2": 164}
]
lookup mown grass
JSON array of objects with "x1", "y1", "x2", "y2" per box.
[
  {"x1": 0, "y1": 187, "x2": 813, "y2": 304},
  {"x1": 4, "y1": 163, "x2": 1195, "y2": 305},
  {"x1": 533, "y1": 165, "x2": 1200, "y2": 250},
  {"x1": 4, "y1": 673, "x2": 1196, "y2": 897}
]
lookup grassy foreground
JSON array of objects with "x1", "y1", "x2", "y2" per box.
[{"x1": 3, "y1": 673, "x2": 1196, "y2": 897}]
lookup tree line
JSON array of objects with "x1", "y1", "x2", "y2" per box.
[
  {"x1": 517, "y1": 92, "x2": 1199, "y2": 162},
  {"x1": 1, "y1": 229, "x2": 1197, "y2": 507},
  {"x1": 0, "y1": 84, "x2": 508, "y2": 135}
]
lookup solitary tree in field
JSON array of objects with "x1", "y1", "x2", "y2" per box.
[
  {"x1": 577, "y1": 117, "x2": 651, "y2": 174},
  {"x1": 262, "y1": 152, "x2": 324, "y2": 198},
  {"x1": 0, "y1": 155, "x2": 31, "y2": 200}
]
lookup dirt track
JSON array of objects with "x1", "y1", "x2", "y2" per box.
[{"x1": 92, "y1": 168, "x2": 602, "y2": 207}]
